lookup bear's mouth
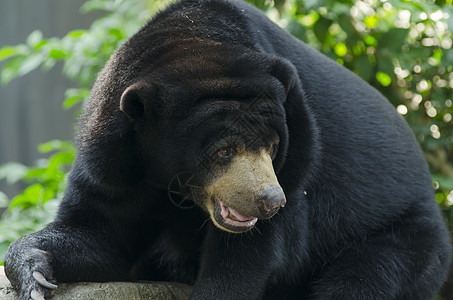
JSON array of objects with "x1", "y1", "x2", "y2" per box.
[{"x1": 213, "y1": 197, "x2": 258, "y2": 233}]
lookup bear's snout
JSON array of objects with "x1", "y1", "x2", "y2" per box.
[{"x1": 203, "y1": 148, "x2": 285, "y2": 233}]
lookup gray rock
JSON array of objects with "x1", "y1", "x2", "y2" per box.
[{"x1": 0, "y1": 267, "x2": 192, "y2": 299}]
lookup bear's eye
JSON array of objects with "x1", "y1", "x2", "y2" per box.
[
  {"x1": 217, "y1": 148, "x2": 233, "y2": 159},
  {"x1": 269, "y1": 144, "x2": 278, "y2": 159}
]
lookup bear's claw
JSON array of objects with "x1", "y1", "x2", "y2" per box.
[
  {"x1": 30, "y1": 289, "x2": 45, "y2": 300},
  {"x1": 32, "y1": 271, "x2": 58, "y2": 289}
]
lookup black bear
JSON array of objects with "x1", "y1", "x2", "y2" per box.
[{"x1": 5, "y1": 0, "x2": 451, "y2": 299}]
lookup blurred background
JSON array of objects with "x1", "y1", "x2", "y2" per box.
[
  {"x1": 0, "y1": 1, "x2": 93, "y2": 198},
  {"x1": 0, "y1": 0, "x2": 452, "y2": 298}
]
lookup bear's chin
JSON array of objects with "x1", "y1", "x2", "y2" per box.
[{"x1": 212, "y1": 197, "x2": 258, "y2": 233}]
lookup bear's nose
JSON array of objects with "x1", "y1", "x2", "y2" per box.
[{"x1": 257, "y1": 186, "x2": 286, "y2": 217}]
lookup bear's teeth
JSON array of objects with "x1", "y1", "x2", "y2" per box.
[{"x1": 228, "y1": 212, "x2": 239, "y2": 221}]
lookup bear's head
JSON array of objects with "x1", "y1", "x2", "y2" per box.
[{"x1": 77, "y1": 41, "x2": 318, "y2": 233}]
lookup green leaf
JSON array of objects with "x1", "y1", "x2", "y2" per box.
[
  {"x1": 334, "y1": 42, "x2": 348, "y2": 57},
  {"x1": 41, "y1": 59, "x2": 57, "y2": 71},
  {"x1": 34, "y1": 40, "x2": 48, "y2": 50},
  {"x1": 364, "y1": 15, "x2": 379, "y2": 29},
  {"x1": 338, "y1": 13, "x2": 356, "y2": 35},
  {"x1": 299, "y1": 11, "x2": 319, "y2": 27},
  {"x1": 0, "y1": 47, "x2": 17, "y2": 60},
  {"x1": 1, "y1": 57, "x2": 26, "y2": 85},
  {"x1": 432, "y1": 48, "x2": 442, "y2": 62},
  {"x1": 355, "y1": 54, "x2": 373, "y2": 81},
  {"x1": 16, "y1": 53, "x2": 46, "y2": 78},
  {"x1": 376, "y1": 71, "x2": 392, "y2": 87},
  {"x1": 38, "y1": 140, "x2": 75, "y2": 154},
  {"x1": 313, "y1": 16, "x2": 332, "y2": 43},
  {"x1": 26, "y1": 30, "x2": 43, "y2": 48},
  {"x1": 108, "y1": 28, "x2": 125, "y2": 40},
  {"x1": 24, "y1": 167, "x2": 47, "y2": 181},
  {"x1": 67, "y1": 29, "x2": 87, "y2": 39},
  {"x1": 364, "y1": 35, "x2": 378, "y2": 47},
  {"x1": 352, "y1": 44, "x2": 363, "y2": 56},
  {"x1": 63, "y1": 88, "x2": 90, "y2": 110},
  {"x1": 9, "y1": 184, "x2": 43, "y2": 210},
  {"x1": 49, "y1": 49, "x2": 67, "y2": 59},
  {"x1": 2, "y1": 52, "x2": 48, "y2": 84},
  {"x1": 0, "y1": 46, "x2": 27, "y2": 61},
  {"x1": 378, "y1": 28, "x2": 408, "y2": 52}
]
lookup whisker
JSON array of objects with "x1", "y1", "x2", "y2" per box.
[
  {"x1": 185, "y1": 184, "x2": 203, "y2": 189},
  {"x1": 195, "y1": 217, "x2": 211, "y2": 238},
  {"x1": 253, "y1": 225, "x2": 263, "y2": 236}
]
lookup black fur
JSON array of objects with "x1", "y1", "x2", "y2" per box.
[{"x1": 5, "y1": 0, "x2": 451, "y2": 299}]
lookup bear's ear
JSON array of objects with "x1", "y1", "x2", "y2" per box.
[
  {"x1": 120, "y1": 81, "x2": 157, "y2": 122},
  {"x1": 269, "y1": 58, "x2": 300, "y2": 96}
]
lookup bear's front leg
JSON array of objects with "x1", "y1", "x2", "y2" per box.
[
  {"x1": 5, "y1": 222, "x2": 130, "y2": 300},
  {"x1": 190, "y1": 225, "x2": 284, "y2": 300}
]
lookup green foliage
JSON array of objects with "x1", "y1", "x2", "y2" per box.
[
  {"x1": 6, "y1": 140, "x2": 74, "y2": 210},
  {"x1": 0, "y1": 199, "x2": 59, "y2": 264},
  {"x1": 0, "y1": 141, "x2": 73, "y2": 261},
  {"x1": 0, "y1": 0, "x2": 452, "y2": 275}
]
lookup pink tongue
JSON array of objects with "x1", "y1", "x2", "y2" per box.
[{"x1": 219, "y1": 201, "x2": 254, "y2": 221}]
